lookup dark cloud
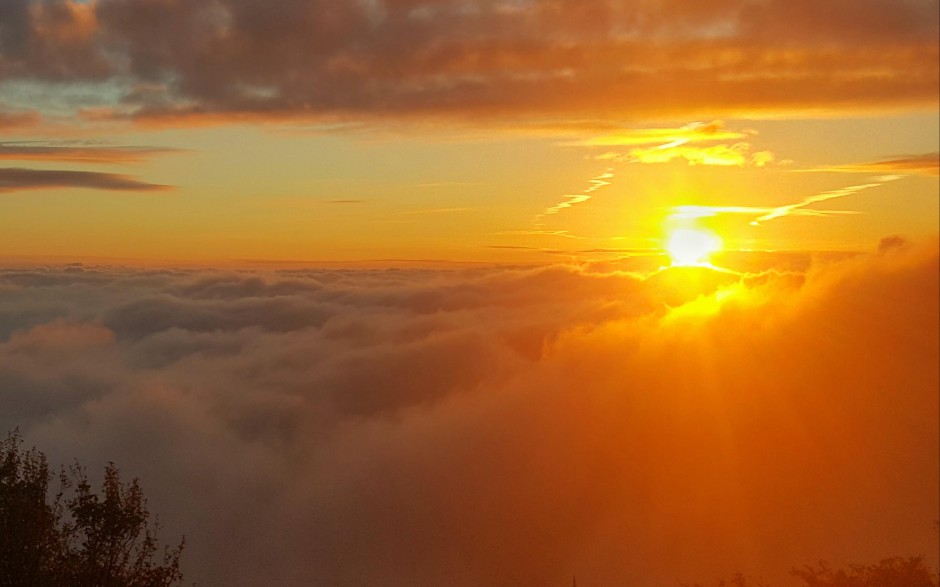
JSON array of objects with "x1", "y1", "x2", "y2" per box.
[
  {"x1": 739, "y1": 0, "x2": 940, "y2": 43},
  {"x1": 878, "y1": 234, "x2": 910, "y2": 253},
  {"x1": 0, "y1": 0, "x2": 31, "y2": 61},
  {"x1": 0, "y1": 0, "x2": 111, "y2": 79},
  {"x1": 0, "y1": 167, "x2": 171, "y2": 192},
  {"x1": 0, "y1": 241, "x2": 936, "y2": 586},
  {"x1": 0, "y1": 0, "x2": 936, "y2": 125}
]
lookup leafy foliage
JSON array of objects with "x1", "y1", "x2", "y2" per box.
[{"x1": 0, "y1": 431, "x2": 183, "y2": 586}]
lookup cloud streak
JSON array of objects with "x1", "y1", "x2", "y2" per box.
[
  {"x1": 0, "y1": 143, "x2": 183, "y2": 164},
  {"x1": 0, "y1": 167, "x2": 172, "y2": 193},
  {"x1": 671, "y1": 176, "x2": 900, "y2": 226},
  {"x1": 813, "y1": 153, "x2": 940, "y2": 177},
  {"x1": 536, "y1": 170, "x2": 613, "y2": 229}
]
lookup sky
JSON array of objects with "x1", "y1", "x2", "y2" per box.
[
  {"x1": 1, "y1": 1, "x2": 938, "y2": 586},
  {"x1": 0, "y1": 0, "x2": 937, "y2": 263}
]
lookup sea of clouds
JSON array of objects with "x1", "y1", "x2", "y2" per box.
[{"x1": 1, "y1": 239, "x2": 937, "y2": 586}]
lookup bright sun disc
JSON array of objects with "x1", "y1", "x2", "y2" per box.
[{"x1": 667, "y1": 228, "x2": 722, "y2": 267}]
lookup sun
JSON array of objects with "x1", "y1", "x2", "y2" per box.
[{"x1": 666, "y1": 227, "x2": 722, "y2": 267}]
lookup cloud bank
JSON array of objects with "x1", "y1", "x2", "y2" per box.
[
  {"x1": 1, "y1": 239, "x2": 937, "y2": 586},
  {"x1": 0, "y1": 0, "x2": 937, "y2": 125}
]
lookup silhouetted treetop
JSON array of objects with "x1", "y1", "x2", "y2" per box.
[{"x1": 0, "y1": 431, "x2": 184, "y2": 587}]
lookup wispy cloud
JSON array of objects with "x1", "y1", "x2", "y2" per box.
[
  {"x1": 750, "y1": 181, "x2": 889, "y2": 225},
  {"x1": 576, "y1": 121, "x2": 748, "y2": 148},
  {"x1": 590, "y1": 121, "x2": 775, "y2": 168},
  {"x1": 541, "y1": 195, "x2": 591, "y2": 216},
  {"x1": 671, "y1": 177, "x2": 899, "y2": 226},
  {"x1": 0, "y1": 168, "x2": 172, "y2": 193},
  {"x1": 497, "y1": 229, "x2": 586, "y2": 240},
  {"x1": 810, "y1": 153, "x2": 939, "y2": 177},
  {"x1": 0, "y1": 143, "x2": 183, "y2": 164},
  {"x1": 628, "y1": 143, "x2": 774, "y2": 167},
  {"x1": 536, "y1": 170, "x2": 613, "y2": 224}
]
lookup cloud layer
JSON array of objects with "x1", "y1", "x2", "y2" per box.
[
  {"x1": 1, "y1": 239, "x2": 937, "y2": 586},
  {"x1": 1, "y1": 0, "x2": 937, "y2": 125}
]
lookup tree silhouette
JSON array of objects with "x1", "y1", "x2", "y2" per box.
[
  {"x1": 791, "y1": 557, "x2": 938, "y2": 587},
  {"x1": 0, "y1": 431, "x2": 183, "y2": 586},
  {"x1": 681, "y1": 556, "x2": 938, "y2": 587}
]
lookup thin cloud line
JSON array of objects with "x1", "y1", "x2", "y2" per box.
[
  {"x1": 671, "y1": 176, "x2": 899, "y2": 226},
  {"x1": 497, "y1": 229, "x2": 586, "y2": 240},
  {"x1": 799, "y1": 153, "x2": 939, "y2": 177},
  {"x1": 535, "y1": 169, "x2": 613, "y2": 226}
]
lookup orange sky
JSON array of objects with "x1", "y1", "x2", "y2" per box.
[
  {"x1": 1, "y1": 4, "x2": 938, "y2": 585},
  {"x1": 0, "y1": 0, "x2": 937, "y2": 264}
]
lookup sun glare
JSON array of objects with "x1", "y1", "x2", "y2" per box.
[{"x1": 666, "y1": 227, "x2": 722, "y2": 267}]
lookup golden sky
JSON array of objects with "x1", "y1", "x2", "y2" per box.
[
  {"x1": 0, "y1": 3, "x2": 938, "y2": 585},
  {"x1": 0, "y1": 0, "x2": 937, "y2": 264}
]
